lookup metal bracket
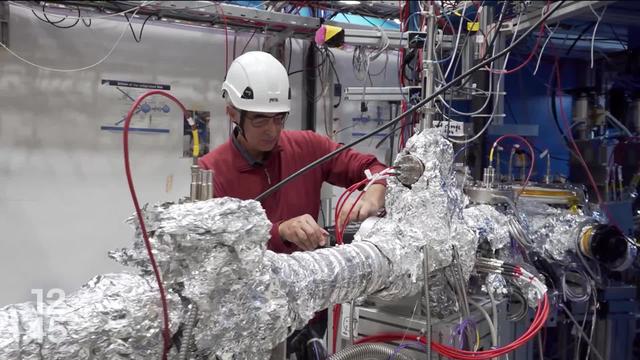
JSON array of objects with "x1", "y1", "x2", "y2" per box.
[
  {"x1": 344, "y1": 86, "x2": 422, "y2": 102},
  {"x1": 0, "y1": 2, "x2": 8, "y2": 47}
]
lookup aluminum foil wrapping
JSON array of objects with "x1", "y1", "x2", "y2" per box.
[
  {"x1": 266, "y1": 241, "x2": 391, "y2": 328},
  {"x1": 0, "y1": 129, "x2": 558, "y2": 358},
  {"x1": 0, "y1": 273, "x2": 182, "y2": 359},
  {"x1": 354, "y1": 129, "x2": 478, "y2": 317},
  {"x1": 463, "y1": 205, "x2": 511, "y2": 251},
  {"x1": 484, "y1": 273, "x2": 508, "y2": 299},
  {"x1": 110, "y1": 198, "x2": 286, "y2": 359},
  {"x1": 426, "y1": 269, "x2": 460, "y2": 319},
  {"x1": 517, "y1": 202, "x2": 592, "y2": 262}
]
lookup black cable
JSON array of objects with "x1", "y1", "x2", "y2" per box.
[
  {"x1": 288, "y1": 44, "x2": 328, "y2": 76},
  {"x1": 326, "y1": 49, "x2": 342, "y2": 108},
  {"x1": 240, "y1": 29, "x2": 258, "y2": 54},
  {"x1": 255, "y1": 1, "x2": 567, "y2": 202},
  {"x1": 287, "y1": 37, "x2": 293, "y2": 74},
  {"x1": 33, "y1": 4, "x2": 80, "y2": 28},
  {"x1": 565, "y1": 23, "x2": 594, "y2": 56},
  {"x1": 123, "y1": 12, "x2": 154, "y2": 43}
]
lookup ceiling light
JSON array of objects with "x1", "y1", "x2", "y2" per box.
[{"x1": 339, "y1": 1, "x2": 361, "y2": 5}]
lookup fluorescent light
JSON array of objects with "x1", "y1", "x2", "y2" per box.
[{"x1": 339, "y1": 1, "x2": 361, "y2": 5}]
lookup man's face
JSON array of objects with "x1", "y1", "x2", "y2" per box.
[{"x1": 232, "y1": 107, "x2": 288, "y2": 153}]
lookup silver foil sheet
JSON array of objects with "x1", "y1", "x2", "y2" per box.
[
  {"x1": 463, "y1": 205, "x2": 511, "y2": 252},
  {"x1": 517, "y1": 201, "x2": 592, "y2": 262},
  {"x1": 0, "y1": 129, "x2": 561, "y2": 358},
  {"x1": 0, "y1": 273, "x2": 182, "y2": 359},
  {"x1": 353, "y1": 129, "x2": 478, "y2": 317}
]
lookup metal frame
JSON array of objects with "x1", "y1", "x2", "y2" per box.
[
  {"x1": 344, "y1": 86, "x2": 422, "y2": 102},
  {"x1": 501, "y1": 1, "x2": 612, "y2": 32}
]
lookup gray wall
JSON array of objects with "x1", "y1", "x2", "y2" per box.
[
  {"x1": 0, "y1": 4, "x2": 307, "y2": 305},
  {"x1": 0, "y1": 4, "x2": 400, "y2": 306}
]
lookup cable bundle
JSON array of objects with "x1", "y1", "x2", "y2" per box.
[{"x1": 355, "y1": 258, "x2": 549, "y2": 360}]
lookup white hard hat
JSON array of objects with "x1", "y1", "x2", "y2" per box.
[{"x1": 222, "y1": 51, "x2": 291, "y2": 113}]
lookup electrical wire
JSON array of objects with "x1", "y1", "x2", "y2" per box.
[
  {"x1": 533, "y1": 23, "x2": 558, "y2": 75},
  {"x1": 587, "y1": 4, "x2": 608, "y2": 68},
  {"x1": 123, "y1": 12, "x2": 154, "y2": 43},
  {"x1": 468, "y1": 299, "x2": 498, "y2": 350},
  {"x1": 435, "y1": 4, "x2": 513, "y2": 118},
  {"x1": 355, "y1": 260, "x2": 550, "y2": 359},
  {"x1": 255, "y1": 0, "x2": 566, "y2": 202},
  {"x1": 32, "y1": 4, "x2": 81, "y2": 28},
  {"x1": 489, "y1": 134, "x2": 536, "y2": 190},
  {"x1": 11, "y1": 1, "x2": 145, "y2": 21},
  {"x1": 0, "y1": 2, "x2": 149, "y2": 72},
  {"x1": 240, "y1": 28, "x2": 258, "y2": 54},
  {"x1": 442, "y1": 1, "x2": 467, "y2": 79},
  {"x1": 559, "y1": 304, "x2": 605, "y2": 360},
  {"x1": 554, "y1": 61, "x2": 603, "y2": 206},
  {"x1": 214, "y1": 3, "x2": 230, "y2": 73},
  {"x1": 122, "y1": 90, "x2": 190, "y2": 360}
]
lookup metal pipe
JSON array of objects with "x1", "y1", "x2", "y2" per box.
[
  {"x1": 422, "y1": 245, "x2": 431, "y2": 360},
  {"x1": 190, "y1": 165, "x2": 201, "y2": 201},
  {"x1": 199, "y1": 169, "x2": 213, "y2": 200},
  {"x1": 420, "y1": 3, "x2": 436, "y2": 130},
  {"x1": 329, "y1": 343, "x2": 416, "y2": 360}
]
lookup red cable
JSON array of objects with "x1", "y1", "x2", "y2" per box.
[
  {"x1": 553, "y1": 62, "x2": 603, "y2": 205},
  {"x1": 332, "y1": 303, "x2": 341, "y2": 353},
  {"x1": 123, "y1": 90, "x2": 189, "y2": 360},
  {"x1": 485, "y1": 1, "x2": 551, "y2": 75},
  {"x1": 354, "y1": 294, "x2": 549, "y2": 359},
  {"x1": 491, "y1": 134, "x2": 535, "y2": 191},
  {"x1": 485, "y1": 23, "x2": 544, "y2": 75}
]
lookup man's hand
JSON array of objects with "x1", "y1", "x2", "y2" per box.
[
  {"x1": 279, "y1": 214, "x2": 329, "y2": 251},
  {"x1": 337, "y1": 183, "x2": 386, "y2": 229}
]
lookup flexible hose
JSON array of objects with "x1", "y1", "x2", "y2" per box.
[
  {"x1": 329, "y1": 343, "x2": 416, "y2": 360},
  {"x1": 178, "y1": 303, "x2": 199, "y2": 360}
]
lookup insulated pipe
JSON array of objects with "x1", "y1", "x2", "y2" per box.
[{"x1": 329, "y1": 343, "x2": 416, "y2": 360}]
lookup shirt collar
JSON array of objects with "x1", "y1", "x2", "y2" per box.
[
  {"x1": 231, "y1": 127, "x2": 263, "y2": 168},
  {"x1": 230, "y1": 127, "x2": 283, "y2": 172}
]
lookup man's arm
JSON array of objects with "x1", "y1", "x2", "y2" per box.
[
  {"x1": 305, "y1": 132, "x2": 388, "y2": 227},
  {"x1": 277, "y1": 214, "x2": 329, "y2": 251}
]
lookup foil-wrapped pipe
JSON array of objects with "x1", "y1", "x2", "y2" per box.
[
  {"x1": 0, "y1": 273, "x2": 183, "y2": 359},
  {"x1": 0, "y1": 129, "x2": 574, "y2": 359},
  {"x1": 328, "y1": 343, "x2": 417, "y2": 360}
]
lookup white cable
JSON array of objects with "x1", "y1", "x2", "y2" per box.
[
  {"x1": 436, "y1": 2, "x2": 508, "y2": 117},
  {"x1": 445, "y1": 9, "x2": 523, "y2": 144},
  {"x1": 0, "y1": 3, "x2": 148, "y2": 72},
  {"x1": 468, "y1": 299, "x2": 498, "y2": 350},
  {"x1": 442, "y1": 1, "x2": 468, "y2": 79},
  {"x1": 487, "y1": 290, "x2": 499, "y2": 358},
  {"x1": 605, "y1": 111, "x2": 634, "y2": 137},
  {"x1": 8, "y1": 1, "x2": 150, "y2": 21},
  {"x1": 533, "y1": 23, "x2": 558, "y2": 75},
  {"x1": 588, "y1": 4, "x2": 608, "y2": 69}
]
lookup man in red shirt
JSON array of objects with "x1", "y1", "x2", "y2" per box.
[
  {"x1": 198, "y1": 51, "x2": 387, "y2": 356},
  {"x1": 199, "y1": 51, "x2": 387, "y2": 253}
]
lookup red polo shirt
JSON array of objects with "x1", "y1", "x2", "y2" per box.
[{"x1": 198, "y1": 129, "x2": 387, "y2": 253}]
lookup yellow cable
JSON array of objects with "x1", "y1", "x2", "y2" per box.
[
  {"x1": 488, "y1": 144, "x2": 497, "y2": 165},
  {"x1": 191, "y1": 129, "x2": 200, "y2": 157}
]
